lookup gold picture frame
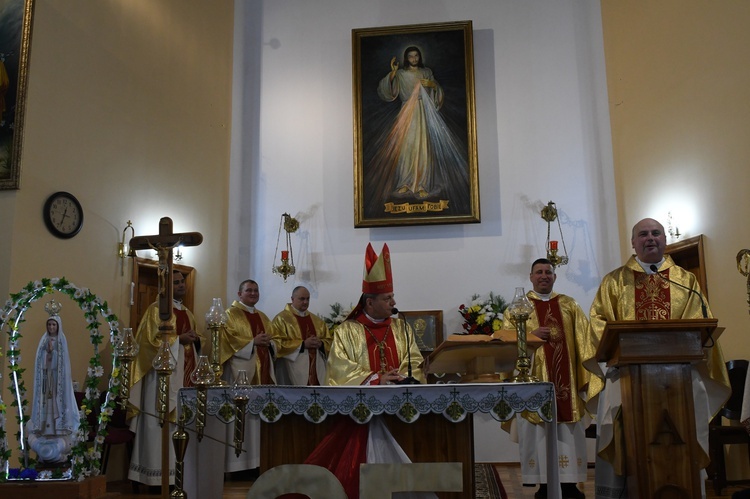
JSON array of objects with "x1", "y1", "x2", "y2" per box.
[
  {"x1": 352, "y1": 21, "x2": 480, "y2": 227},
  {"x1": 0, "y1": 0, "x2": 35, "y2": 190},
  {"x1": 400, "y1": 310, "x2": 443, "y2": 353}
]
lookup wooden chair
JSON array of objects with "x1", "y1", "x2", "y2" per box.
[
  {"x1": 99, "y1": 392, "x2": 135, "y2": 475},
  {"x1": 708, "y1": 359, "x2": 750, "y2": 495}
]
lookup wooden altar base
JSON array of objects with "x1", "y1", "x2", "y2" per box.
[
  {"x1": 262, "y1": 413, "x2": 474, "y2": 499},
  {"x1": 0, "y1": 474, "x2": 107, "y2": 499}
]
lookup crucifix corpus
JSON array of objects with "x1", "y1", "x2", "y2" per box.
[{"x1": 128, "y1": 217, "x2": 203, "y2": 499}]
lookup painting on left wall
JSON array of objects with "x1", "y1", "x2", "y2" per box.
[{"x1": 0, "y1": 0, "x2": 35, "y2": 190}]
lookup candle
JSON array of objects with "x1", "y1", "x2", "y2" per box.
[
  {"x1": 281, "y1": 250, "x2": 289, "y2": 260},
  {"x1": 549, "y1": 240, "x2": 558, "y2": 251}
]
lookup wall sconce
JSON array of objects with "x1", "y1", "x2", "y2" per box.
[
  {"x1": 272, "y1": 213, "x2": 299, "y2": 282},
  {"x1": 667, "y1": 211, "x2": 681, "y2": 240},
  {"x1": 540, "y1": 201, "x2": 569, "y2": 267},
  {"x1": 174, "y1": 245, "x2": 183, "y2": 262},
  {"x1": 118, "y1": 220, "x2": 136, "y2": 276}
]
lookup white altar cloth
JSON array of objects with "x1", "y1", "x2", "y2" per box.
[{"x1": 177, "y1": 383, "x2": 560, "y2": 498}]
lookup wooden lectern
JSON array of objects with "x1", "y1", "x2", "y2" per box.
[
  {"x1": 596, "y1": 319, "x2": 721, "y2": 498},
  {"x1": 425, "y1": 331, "x2": 544, "y2": 382}
]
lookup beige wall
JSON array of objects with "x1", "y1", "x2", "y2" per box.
[
  {"x1": 0, "y1": 0, "x2": 233, "y2": 478},
  {"x1": 601, "y1": 0, "x2": 750, "y2": 361}
]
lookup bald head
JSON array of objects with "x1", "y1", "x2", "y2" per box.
[
  {"x1": 631, "y1": 218, "x2": 667, "y2": 263},
  {"x1": 291, "y1": 286, "x2": 310, "y2": 312}
]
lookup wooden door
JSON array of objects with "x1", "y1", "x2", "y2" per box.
[
  {"x1": 665, "y1": 234, "x2": 708, "y2": 299},
  {"x1": 129, "y1": 257, "x2": 196, "y2": 330}
]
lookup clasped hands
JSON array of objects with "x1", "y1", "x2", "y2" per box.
[
  {"x1": 253, "y1": 332, "x2": 272, "y2": 348},
  {"x1": 179, "y1": 329, "x2": 199, "y2": 345},
  {"x1": 531, "y1": 326, "x2": 551, "y2": 341},
  {"x1": 379, "y1": 368, "x2": 405, "y2": 385},
  {"x1": 303, "y1": 336, "x2": 322, "y2": 350}
]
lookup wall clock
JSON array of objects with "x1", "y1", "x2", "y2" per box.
[{"x1": 43, "y1": 191, "x2": 84, "y2": 239}]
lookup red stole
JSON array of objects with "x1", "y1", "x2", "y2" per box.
[
  {"x1": 532, "y1": 297, "x2": 574, "y2": 422},
  {"x1": 357, "y1": 314, "x2": 399, "y2": 379},
  {"x1": 634, "y1": 270, "x2": 672, "y2": 320},
  {"x1": 243, "y1": 310, "x2": 274, "y2": 385},
  {"x1": 175, "y1": 308, "x2": 196, "y2": 388},
  {"x1": 294, "y1": 314, "x2": 320, "y2": 386}
]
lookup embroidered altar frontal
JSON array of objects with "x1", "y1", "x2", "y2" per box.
[
  {"x1": 177, "y1": 383, "x2": 555, "y2": 425},
  {"x1": 178, "y1": 383, "x2": 557, "y2": 499}
]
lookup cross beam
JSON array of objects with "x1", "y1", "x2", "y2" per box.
[{"x1": 129, "y1": 217, "x2": 203, "y2": 320}]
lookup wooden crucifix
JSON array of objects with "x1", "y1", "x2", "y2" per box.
[
  {"x1": 128, "y1": 217, "x2": 202, "y2": 499},
  {"x1": 129, "y1": 217, "x2": 203, "y2": 321}
]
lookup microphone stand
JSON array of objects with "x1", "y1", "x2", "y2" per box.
[
  {"x1": 393, "y1": 308, "x2": 421, "y2": 385},
  {"x1": 649, "y1": 264, "x2": 714, "y2": 346}
]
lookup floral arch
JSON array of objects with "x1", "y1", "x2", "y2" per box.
[{"x1": 0, "y1": 277, "x2": 123, "y2": 481}]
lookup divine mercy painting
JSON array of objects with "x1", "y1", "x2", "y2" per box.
[{"x1": 352, "y1": 20, "x2": 480, "y2": 227}]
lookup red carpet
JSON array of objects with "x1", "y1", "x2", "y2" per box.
[{"x1": 474, "y1": 463, "x2": 508, "y2": 499}]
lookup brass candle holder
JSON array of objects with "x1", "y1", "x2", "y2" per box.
[
  {"x1": 114, "y1": 327, "x2": 139, "y2": 405},
  {"x1": 541, "y1": 201, "x2": 569, "y2": 268},
  {"x1": 170, "y1": 401, "x2": 190, "y2": 499},
  {"x1": 190, "y1": 354, "x2": 215, "y2": 442},
  {"x1": 507, "y1": 287, "x2": 539, "y2": 383},
  {"x1": 272, "y1": 213, "x2": 299, "y2": 282},
  {"x1": 152, "y1": 330, "x2": 177, "y2": 426},
  {"x1": 205, "y1": 298, "x2": 227, "y2": 385},
  {"x1": 232, "y1": 370, "x2": 251, "y2": 457}
]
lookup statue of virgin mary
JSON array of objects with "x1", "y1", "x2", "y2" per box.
[{"x1": 27, "y1": 300, "x2": 80, "y2": 464}]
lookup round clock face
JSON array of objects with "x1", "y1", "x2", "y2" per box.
[{"x1": 43, "y1": 191, "x2": 84, "y2": 239}]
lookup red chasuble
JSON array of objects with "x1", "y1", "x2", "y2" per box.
[
  {"x1": 358, "y1": 314, "x2": 399, "y2": 381},
  {"x1": 634, "y1": 270, "x2": 672, "y2": 320},
  {"x1": 532, "y1": 297, "x2": 574, "y2": 422},
  {"x1": 243, "y1": 310, "x2": 274, "y2": 385},
  {"x1": 175, "y1": 308, "x2": 196, "y2": 388},
  {"x1": 294, "y1": 314, "x2": 320, "y2": 385}
]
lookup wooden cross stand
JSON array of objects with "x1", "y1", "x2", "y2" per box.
[{"x1": 129, "y1": 217, "x2": 202, "y2": 499}]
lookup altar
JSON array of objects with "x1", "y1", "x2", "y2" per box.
[{"x1": 177, "y1": 383, "x2": 560, "y2": 498}]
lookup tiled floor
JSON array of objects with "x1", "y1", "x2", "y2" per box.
[
  {"x1": 494, "y1": 464, "x2": 593, "y2": 498},
  {"x1": 108, "y1": 467, "x2": 750, "y2": 498}
]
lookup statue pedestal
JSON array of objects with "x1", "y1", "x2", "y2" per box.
[{"x1": 0, "y1": 475, "x2": 106, "y2": 499}]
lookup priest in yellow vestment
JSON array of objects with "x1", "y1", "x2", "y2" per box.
[
  {"x1": 272, "y1": 285, "x2": 333, "y2": 386},
  {"x1": 128, "y1": 270, "x2": 202, "y2": 487},
  {"x1": 218, "y1": 278, "x2": 277, "y2": 474},
  {"x1": 589, "y1": 218, "x2": 729, "y2": 499},
  {"x1": 503, "y1": 258, "x2": 602, "y2": 499}
]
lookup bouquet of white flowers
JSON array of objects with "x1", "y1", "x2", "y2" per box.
[
  {"x1": 457, "y1": 292, "x2": 508, "y2": 335},
  {"x1": 323, "y1": 302, "x2": 353, "y2": 331}
]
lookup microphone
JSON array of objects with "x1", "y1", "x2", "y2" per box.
[
  {"x1": 393, "y1": 308, "x2": 421, "y2": 385},
  {"x1": 648, "y1": 264, "x2": 708, "y2": 319}
]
